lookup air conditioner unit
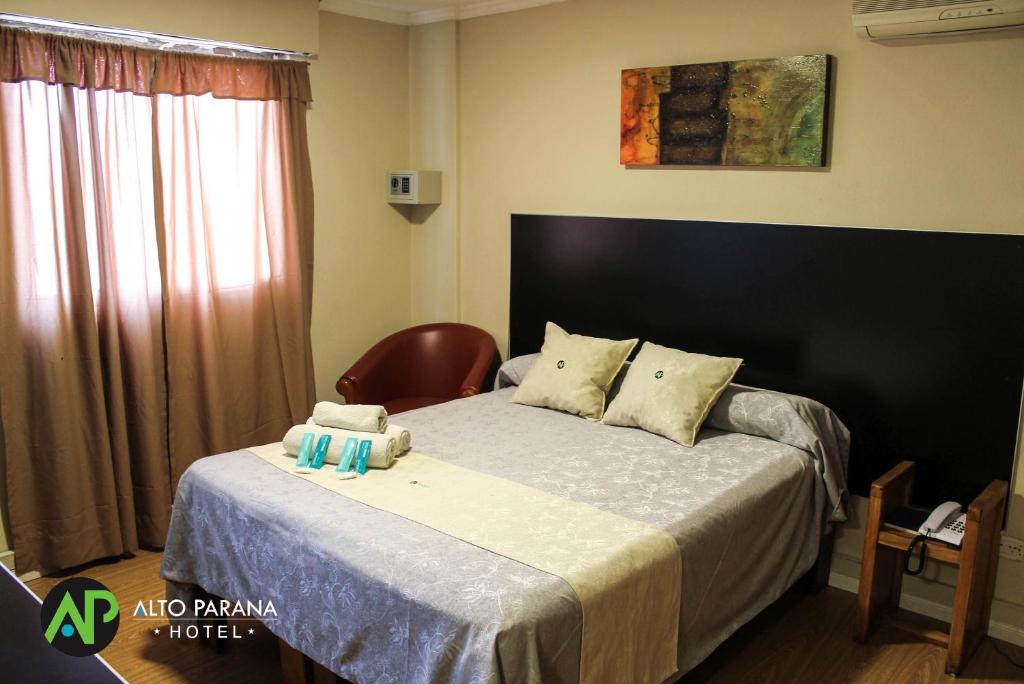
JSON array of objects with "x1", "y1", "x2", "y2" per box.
[{"x1": 853, "y1": 0, "x2": 1024, "y2": 39}]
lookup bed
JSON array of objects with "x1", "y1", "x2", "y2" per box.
[{"x1": 161, "y1": 366, "x2": 848, "y2": 682}]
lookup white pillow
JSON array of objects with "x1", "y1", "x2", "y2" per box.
[
  {"x1": 603, "y1": 341, "x2": 742, "y2": 446},
  {"x1": 512, "y1": 322, "x2": 637, "y2": 421}
]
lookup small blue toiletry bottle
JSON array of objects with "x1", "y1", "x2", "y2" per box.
[
  {"x1": 295, "y1": 432, "x2": 315, "y2": 468},
  {"x1": 336, "y1": 437, "x2": 359, "y2": 472},
  {"x1": 355, "y1": 440, "x2": 373, "y2": 475},
  {"x1": 311, "y1": 434, "x2": 332, "y2": 469}
]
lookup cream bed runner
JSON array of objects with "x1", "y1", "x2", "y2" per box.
[{"x1": 247, "y1": 443, "x2": 682, "y2": 684}]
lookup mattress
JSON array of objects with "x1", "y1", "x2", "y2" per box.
[{"x1": 161, "y1": 387, "x2": 845, "y2": 683}]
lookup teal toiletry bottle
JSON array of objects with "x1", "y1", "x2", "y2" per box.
[
  {"x1": 336, "y1": 437, "x2": 359, "y2": 472},
  {"x1": 295, "y1": 432, "x2": 315, "y2": 468}
]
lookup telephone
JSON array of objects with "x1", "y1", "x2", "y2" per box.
[{"x1": 918, "y1": 501, "x2": 966, "y2": 547}]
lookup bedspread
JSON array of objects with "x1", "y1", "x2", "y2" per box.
[{"x1": 162, "y1": 387, "x2": 846, "y2": 682}]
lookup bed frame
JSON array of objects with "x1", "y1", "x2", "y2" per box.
[{"x1": 510, "y1": 214, "x2": 1024, "y2": 513}]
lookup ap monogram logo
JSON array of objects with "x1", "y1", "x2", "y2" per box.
[{"x1": 40, "y1": 577, "x2": 119, "y2": 656}]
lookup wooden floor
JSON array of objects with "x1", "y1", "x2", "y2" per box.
[{"x1": 27, "y1": 550, "x2": 1024, "y2": 683}]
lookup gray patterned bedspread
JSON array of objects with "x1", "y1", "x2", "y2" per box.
[{"x1": 162, "y1": 386, "x2": 849, "y2": 683}]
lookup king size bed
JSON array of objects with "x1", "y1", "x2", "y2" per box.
[{"x1": 162, "y1": 368, "x2": 848, "y2": 682}]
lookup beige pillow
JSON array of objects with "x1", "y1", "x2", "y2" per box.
[
  {"x1": 512, "y1": 322, "x2": 637, "y2": 420},
  {"x1": 603, "y1": 342, "x2": 742, "y2": 447}
]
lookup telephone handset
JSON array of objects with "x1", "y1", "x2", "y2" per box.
[{"x1": 918, "y1": 501, "x2": 966, "y2": 547}]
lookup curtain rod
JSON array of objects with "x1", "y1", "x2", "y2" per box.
[{"x1": 0, "y1": 13, "x2": 316, "y2": 61}]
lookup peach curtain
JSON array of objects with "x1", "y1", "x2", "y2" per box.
[
  {"x1": 154, "y1": 92, "x2": 315, "y2": 483},
  {"x1": 0, "y1": 27, "x2": 314, "y2": 573}
]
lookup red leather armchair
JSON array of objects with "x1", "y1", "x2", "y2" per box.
[{"x1": 336, "y1": 323, "x2": 501, "y2": 414}]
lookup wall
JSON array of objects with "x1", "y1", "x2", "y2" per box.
[
  {"x1": 455, "y1": 0, "x2": 1024, "y2": 635},
  {"x1": 309, "y1": 12, "x2": 412, "y2": 401},
  {"x1": 409, "y1": 20, "x2": 460, "y2": 324}
]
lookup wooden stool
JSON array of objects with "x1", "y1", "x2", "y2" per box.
[{"x1": 854, "y1": 461, "x2": 1007, "y2": 675}]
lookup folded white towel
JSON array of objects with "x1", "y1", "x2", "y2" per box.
[
  {"x1": 307, "y1": 418, "x2": 411, "y2": 456},
  {"x1": 283, "y1": 424, "x2": 398, "y2": 469},
  {"x1": 312, "y1": 402, "x2": 388, "y2": 433}
]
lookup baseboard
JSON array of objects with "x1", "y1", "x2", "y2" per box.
[
  {"x1": 828, "y1": 570, "x2": 1024, "y2": 647},
  {"x1": 1, "y1": 548, "x2": 42, "y2": 582},
  {"x1": 827, "y1": 570, "x2": 859, "y2": 594}
]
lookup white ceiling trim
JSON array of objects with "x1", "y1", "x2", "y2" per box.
[
  {"x1": 319, "y1": 0, "x2": 567, "y2": 26},
  {"x1": 320, "y1": 0, "x2": 413, "y2": 25},
  {"x1": 409, "y1": 7, "x2": 458, "y2": 24},
  {"x1": 433, "y1": 0, "x2": 565, "y2": 23}
]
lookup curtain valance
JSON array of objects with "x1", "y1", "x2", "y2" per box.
[{"x1": 0, "y1": 27, "x2": 311, "y2": 103}]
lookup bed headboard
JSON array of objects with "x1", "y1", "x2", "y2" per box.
[{"x1": 509, "y1": 214, "x2": 1024, "y2": 508}]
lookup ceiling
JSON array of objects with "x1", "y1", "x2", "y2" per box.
[{"x1": 319, "y1": 0, "x2": 567, "y2": 25}]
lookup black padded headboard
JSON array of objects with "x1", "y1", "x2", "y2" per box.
[{"x1": 509, "y1": 214, "x2": 1024, "y2": 509}]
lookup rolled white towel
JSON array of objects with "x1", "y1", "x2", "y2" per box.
[
  {"x1": 385, "y1": 424, "x2": 412, "y2": 455},
  {"x1": 283, "y1": 424, "x2": 398, "y2": 469},
  {"x1": 307, "y1": 418, "x2": 411, "y2": 456},
  {"x1": 312, "y1": 401, "x2": 388, "y2": 433}
]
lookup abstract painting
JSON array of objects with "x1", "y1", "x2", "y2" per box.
[{"x1": 620, "y1": 55, "x2": 830, "y2": 167}]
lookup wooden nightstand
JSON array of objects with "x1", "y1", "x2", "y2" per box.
[{"x1": 854, "y1": 461, "x2": 1008, "y2": 676}]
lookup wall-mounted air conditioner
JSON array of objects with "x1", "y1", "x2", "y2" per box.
[{"x1": 853, "y1": 0, "x2": 1024, "y2": 39}]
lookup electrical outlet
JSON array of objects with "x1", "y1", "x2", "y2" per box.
[{"x1": 1000, "y1": 535, "x2": 1024, "y2": 561}]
